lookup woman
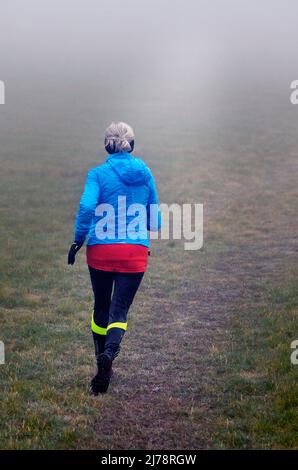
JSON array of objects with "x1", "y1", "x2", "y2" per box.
[{"x1": 68, "y1": 122, "x2": 161, "y2": 394}]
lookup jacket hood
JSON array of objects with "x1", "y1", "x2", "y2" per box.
[{"x1": 107, "y1": 153, "x2": 149, "y2": 185}]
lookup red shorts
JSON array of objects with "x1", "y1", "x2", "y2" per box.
[{"x1": 86, "y1": 244, "x2": 149, "y2": 273}]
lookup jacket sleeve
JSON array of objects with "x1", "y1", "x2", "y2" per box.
[
  {"x1": 74, "y1": 168, "x2": 100, "y2": 243},
  {"x1": 146, "y1": 169, "x2": 162, "y2": 231}
]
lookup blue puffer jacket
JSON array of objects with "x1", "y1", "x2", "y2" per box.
[{"x1": 74, "y1": 152, "x2": 161, "y2": 247}]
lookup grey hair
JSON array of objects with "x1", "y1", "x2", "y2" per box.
[{"x1": 104, "y1": 121, "x2": 134, "y2": 153}]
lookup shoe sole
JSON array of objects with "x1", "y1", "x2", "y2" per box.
[{"x1": 92, "y1": 353, "x2": 112, "y2": 394}]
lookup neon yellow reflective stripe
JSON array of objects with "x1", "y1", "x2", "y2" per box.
[
  {"x1": 91, "y1": 313, "x2": 107, "y2": 335},
  {"x1": 107, "y1": 322, "x2": 127, "y2": 331}
]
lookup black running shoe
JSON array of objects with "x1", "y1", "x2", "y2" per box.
[{"x1": 90, "y1": 353, "x2": 113, "y2": 395}]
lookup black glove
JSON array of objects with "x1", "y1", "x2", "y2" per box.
[{"x1": 68, "y1": 241, "x2": 83, "y2": 265}]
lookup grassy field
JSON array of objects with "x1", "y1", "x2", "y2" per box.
[
  {"x1": 214, "y1": 280, "x2": 298, "y2": 449},
  {"x1": 0, "y1": 82, "x2": 297, "y2": 449}
]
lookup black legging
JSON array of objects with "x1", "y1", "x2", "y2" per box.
[{"x1": 89, "y1": 266, "x2": 144, "y2": 361}]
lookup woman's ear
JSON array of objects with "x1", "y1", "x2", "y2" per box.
[{"x1": 129, "y1": 140, "x2": 134, "y2": 153}]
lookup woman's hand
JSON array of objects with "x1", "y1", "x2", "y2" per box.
[{"x1": 68, "y1": 241, "x2": 83, "y2": 265}]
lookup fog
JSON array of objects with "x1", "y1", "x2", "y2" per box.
[
  {"x1": 0, "y1": 0, "x2": 298, "y2": 164},
  {"x1": 1, "y1": 1, "x2": 297, "y2": 86}
]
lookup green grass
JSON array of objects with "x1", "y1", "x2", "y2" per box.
[
  {"x1": 214, "y1": 280, "x2": 298, "y2": 449},
  {"x1": 1, "y1": 85, "x2": 298, "y2": 448}
]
